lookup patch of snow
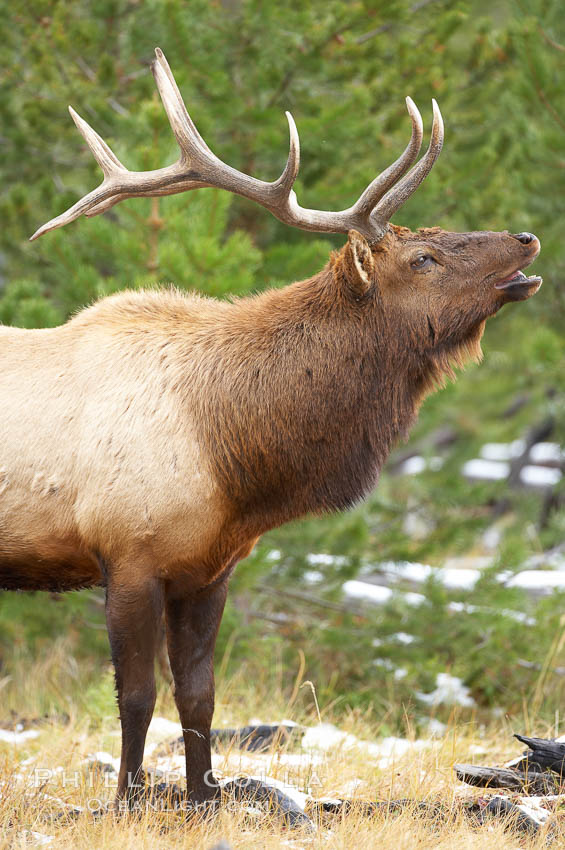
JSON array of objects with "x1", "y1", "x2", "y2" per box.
[
  {"x1": 341, "y1": 777, "x2": 365, "y2": 796},
  {"x1": 468, "y1": 744, "x2": 488, "y2": 755},
  {"x1": 416, "y1": 672, "x2": 476, "y2": 708},
  {"x1": 462, "y1": 458, "x2": 510, "y2": 481},
  {"x1": 147, "y1": 716, "x2": 183, "y2": 739},
  {"x1": 18, "y1": 831, "x2": 54, "y2": 846},
  {"x1": 154, "y1": 754, "x2": 185, "y2": 776},
  {"x1": 307, "y1": 553, "x2": 347, "y2": 567},
  {"x1": 480, "y1": 440, "x2": 525, "y2": 461},
  {"x1": 301, "y1": 723, "x2": 430, "y2": 769},
  {"x1": 425, "y1": 718, "x2": 447, "y2": 737},
  {"x1": 526, "y1": 550, "x2": 565, "y2": 571},
  {"x1": 0, "y1": 728, "x2": 39, "y2": 745},
  {"x1": 519, "y1": 465, "x2": 562, "y2": 488},
  {"x1": 394, "y1": 632, "x2": 417, "y2": 645},
  {"x1": 503, "y1": 609, "x2": 536, "y2": 626},
  {"x1": 398, "y1": 455, "x2": 426, "y2": 475},
  {"x1": 372, "y1": 658, "x2": 396, "y2": 671},
  {"x1": 343, "y1": 581, "x2": 392, "y2": 604},
  {"x1": 398, "y1": 455, "x2": 444, "y2": 476},
  {"x1": 301, "y1": 723, "x2": 357, "y2": 752},
  {"x1": 404, "y1": 591, "x2": 426, "y2": 606},
  {"x1": 303, "y1": 570, "x2": 323, "y2": 584},
  {"x1": 506, "y1": 571, "x2": 565, "y2": 592},
  {"x1": 384, "y1": 560, "x2": 480, "y2": 590},
  {"x1": 514, "y1": 797, "x2": 551, "y2": 825},
  {"x1": 440, "y1": 568, "x2": 481, "y2": 590},
  {"x1": 529, "y1": 442, "x2": 565, "y2": 464},
  {"x1": 275, "y1": 752, "x2": 323, "y2": 768},
  {"x1": 145, "y1": 716, "x2": 183, "y2": 755},
  {"x1": 210, "y1": 750, "x2": 323, "y2": 778},
  {"x1": 448, "y1": 601, "x2": 473, "y2": 614},
  {"x1": 384, "y1": 561, "x2": 432, "y2": 583},
  {"x1": 368, "y1": 736, "x2": 430, "y2": 769},
  {"x1": 448, "y1": 599, "x2": 535, "y2": 625}
]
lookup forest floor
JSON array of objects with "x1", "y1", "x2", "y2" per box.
[{"x1": 1, "y1": 651, "x2": 564, "y2": 850}]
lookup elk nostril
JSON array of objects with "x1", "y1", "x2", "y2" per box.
[{"x1": 512, "y1": 232, "x2": 536, "y2": 245}]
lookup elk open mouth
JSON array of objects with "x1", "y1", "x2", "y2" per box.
[{"x1": 494, "y1": 269, "x2": 543, "y2": 300}]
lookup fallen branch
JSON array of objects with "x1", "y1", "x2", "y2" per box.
[{"x1": 454, "y1": 763, "x2": 558, "y2": 795}]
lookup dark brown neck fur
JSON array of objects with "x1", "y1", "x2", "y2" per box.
[{"x1": 193, "y1": 255, "x2": 480, "y2": 535}]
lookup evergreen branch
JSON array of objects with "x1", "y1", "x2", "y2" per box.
[
  {"x1": 256, "y1": 584, "x2": 358, "y2": 613},
  {"x1": 515, "y1": 0, "x2": 565, "y2": 53},
  {"x1": 525, "y1": 53, "x2": 565, "y2": 135},
  {"x1": 355, "y1": 0, "x2": 446, "y2": 45}
]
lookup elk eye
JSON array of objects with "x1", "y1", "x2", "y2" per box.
[{"x1": 411, "y1": 254, "x2": 435, "y2": 270}]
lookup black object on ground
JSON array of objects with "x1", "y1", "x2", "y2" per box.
[
  {"x1": 210, "y1": 723, "x2": 298, "y2": 752},
  {"x1": 454, "y1": 763, "x2": 559, "y2": 795},
  {"x1": 513, "y1": 733, "x2": 565, "y2": 776}
]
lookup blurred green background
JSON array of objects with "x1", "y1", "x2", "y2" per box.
[{"x1": 1, "y1": 0, "x2": 564, "y2": 733}]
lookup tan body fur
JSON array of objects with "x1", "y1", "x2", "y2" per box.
[{"x1": 0, "y1": 296, "x2": 226, "y2": 591}]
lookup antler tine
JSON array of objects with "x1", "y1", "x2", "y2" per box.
[
  {"x1": 273, "y1": 111, "x2": 301, "y2": 197},
  {"x1": 29, "y1": 107, "x2": 128, "y2": 240},
  {"x1": 68, "y1": 106, "x2": 126, "y2": 176},
  {"x1": 151, "y1": 47, "x2": 212, "y2": 159},
  {"x1": 353, "y1": 97, "x2": 423, "y2": 219},
  {"x1": 370, "y1": 99, "x2": 444, "y2": 226}
]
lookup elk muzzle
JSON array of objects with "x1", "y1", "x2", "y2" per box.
[{"x1": 494, "y1": 232, "x2": 542, "y2": 301}]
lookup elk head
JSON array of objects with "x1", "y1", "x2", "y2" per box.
[
  {"x1": 31, "y1": 47, "x2": 541, "y2": 361},
  {"x1": 336, "y1": 225, "x2": 541, "y2": 366}
]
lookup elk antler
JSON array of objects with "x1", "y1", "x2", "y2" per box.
[{"x1": 30, "y1": 48, "x2": 444, "y2": 244}]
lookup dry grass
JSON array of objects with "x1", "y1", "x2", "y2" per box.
[{"x1": 0, "y1": 646, "x2": 563, "y2": 849}]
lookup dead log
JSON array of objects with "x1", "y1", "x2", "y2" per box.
[
  {"x1": 454, "y1": 763, "x2": 559, "y2": 794},
  {"x1": 307, "y1": 797, "x2": 448, "y2": 821},
  {"x1": 467, "y1": 795, "x2": 544, "y2": 835},
  {"x1": 157, "y1": 723, "x2": 299, "y2": 757},
  {"x1": 210, "y1": 724, "x2": 298, "y2": 752},
  {"x1": 513, "y1": 733, "x2": 565, "y2": 776}
]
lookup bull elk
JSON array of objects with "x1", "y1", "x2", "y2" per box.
[{"x1": 5, "y1": 48, "x2": 541, "y2": 807}]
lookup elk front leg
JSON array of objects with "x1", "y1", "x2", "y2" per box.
[
  {"x1": 165, "y1": 577, "x2": 229, "y2": 803},
  {"x1": 105, "y1": 570, "x2": 164, "y2": 806}
]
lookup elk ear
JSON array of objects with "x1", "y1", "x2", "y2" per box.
[{"x1": 341, "y1": 230, "x2": 376, "y2": 298}]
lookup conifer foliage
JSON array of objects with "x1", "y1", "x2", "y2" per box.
[{"x1": 3, "y1": 1, "x2": 564, "y2": 323}]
